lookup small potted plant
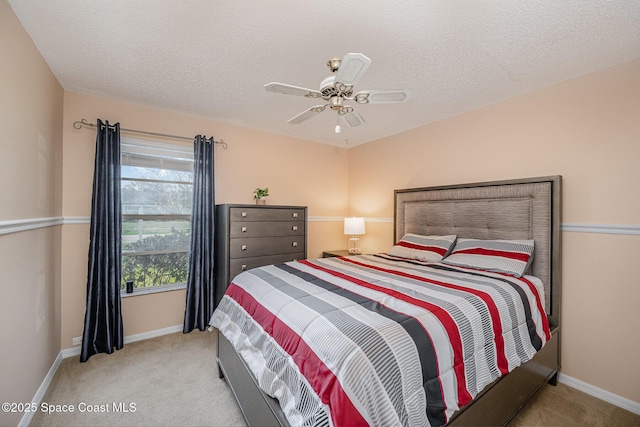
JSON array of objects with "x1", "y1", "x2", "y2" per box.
[{"x1": 253, "y1": 187, "x2": 269, "y2": 205}]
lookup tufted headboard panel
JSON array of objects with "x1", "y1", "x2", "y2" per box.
[{"x1": 394, "y1": 176, "x2": 561, "y2": 327}]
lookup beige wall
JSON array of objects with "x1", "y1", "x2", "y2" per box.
[
  {"x1": 0, "y1": 1, "x2": 64, "y2": 426},
  {"x1": 60, "y1": 91, "x2": 349, "y2": 350},
  {"x1": 3, "y1": 0, "x2": 639, "y2": 417},
  {"x1": 348, "y1": 59, "x2": 640, "y2": 404}
]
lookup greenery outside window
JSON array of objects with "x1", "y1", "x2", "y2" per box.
[{"x1": 121, "y1": 138, "x2": 194, "y2": 293}]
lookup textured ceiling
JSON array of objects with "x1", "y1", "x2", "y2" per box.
[{"x1": 8, "y1": 1, "x2": 640, "y2": 147}]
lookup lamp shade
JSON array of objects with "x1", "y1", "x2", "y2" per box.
[{"x1": 344, "y1": 217, "x2": 365, "y2": 235}]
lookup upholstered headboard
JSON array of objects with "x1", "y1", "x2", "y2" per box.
[{"x1": 394, "y1": 176, "x2": 561, "y2": 328}]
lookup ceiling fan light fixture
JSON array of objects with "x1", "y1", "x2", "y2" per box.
[
  {"x1": 330, "y1": 96, "x2": 344, "y2": 109},
  {"x1": 265, "y1": 53, "x2": 409, "y2": 130}
]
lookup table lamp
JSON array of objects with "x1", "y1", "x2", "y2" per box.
[{"x1": 344, "y1": 217, "x2": 366, "y2": 254}]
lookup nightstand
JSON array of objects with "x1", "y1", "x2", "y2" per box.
[{"x1": 322, "y1": 250, "x2": 353, "y2": 258}]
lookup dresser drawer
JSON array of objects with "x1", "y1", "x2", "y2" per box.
[
  {"x1": 230, "y1": 236, "x2": 303, "y2": 258},
  {"x1": 229, "y1": 207, "x2": 305, "y2": 222},
  {"x1": 229, "y1": 253, "x2": 305, "y2": 281},
  {"x1": 229, "y1": 221, "x2": 305, "y2": 238},
  {"x1": 216, "y1": 204, "x2": 307, "y2": 308}
]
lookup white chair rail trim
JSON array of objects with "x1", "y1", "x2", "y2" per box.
[
  {"x1": 309, "y1": 216, "x2": 394, "y2": 223},
  {"x1": 1, "y1": 216, "x2": 639, "y2": 236},
  {"x1": 0, "y1": 217, "x2": 64, "y2": 235},
  {"x1": 561, "y1": 223, "x2": 640, "y2": 235}
]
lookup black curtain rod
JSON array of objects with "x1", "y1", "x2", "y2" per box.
[{"x1": 72, "y1": 118, "x2": 228, "y2": 149}]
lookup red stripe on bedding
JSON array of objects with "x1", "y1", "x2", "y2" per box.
[
  {"x1": 453, "y1": 247, "x2": 530, "y2": 262},
  {"x1": 341, "y1": 258, "x2": 510, "y2": 377},
  {"x1": 397, "y1": 241, "x2": 448, "y2": 256},
  {"x1": 518, "y1": 276, "x2": 551, "y2": 341},
  {"x1": 300, "y1": 259, "x2": 474, "y2": 406},
  {"x1": 226, "y1": 282, "x2": 368, "y2": 427},
  {"x1": 415, "y1": 261, "x2": 550, "y2": 344}
]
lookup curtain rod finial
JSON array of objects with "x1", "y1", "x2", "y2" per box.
[{"x1": 73, "y1": 118, "x2": 93, "y2": 129}]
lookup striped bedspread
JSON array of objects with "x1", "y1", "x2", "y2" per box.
[{"x1": 210, "y1": 254, "x2": 550, "y2": 427}]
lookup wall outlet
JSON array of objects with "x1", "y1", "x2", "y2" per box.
[{"x1": 72, "y1": 336, "x2": 82, "y2": 346}]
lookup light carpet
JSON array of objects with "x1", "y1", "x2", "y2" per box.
[
  {"x1": 29, "y1": 331, "x2": 245, "y2": 427},
  {"x1": 29, "y1": 330, "x2": 639, "y2": 426}
]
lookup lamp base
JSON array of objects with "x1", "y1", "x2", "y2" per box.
[{"x1": 348, "y1": 236, "x2": 361, "y2": 254}]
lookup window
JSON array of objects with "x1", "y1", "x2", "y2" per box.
[{"x1": 120, "y1": 138, "x2": 194, "y2": 293}]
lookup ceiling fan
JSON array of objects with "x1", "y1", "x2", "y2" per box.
[{"x1": 264, "y1": 53, "x2": 410, "y2": 133}]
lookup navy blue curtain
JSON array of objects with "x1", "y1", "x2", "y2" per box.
[
  {"x1": 81, "y1": 119, "x2": 124, "y2": 362},
  {"x1": 183, "y1": 135, "x2": 216, "y2": 333}
]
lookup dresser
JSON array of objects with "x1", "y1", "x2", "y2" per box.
[{"x1": 214, "y1": 204, "x2": 307, "y2": 306}]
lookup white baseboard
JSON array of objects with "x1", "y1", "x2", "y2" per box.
[
  {"x1": 22, "y1": 325, "x2": 184, "y2": 427},
  {"x1": 122, "y1": 324, "x2": 184, "y2": 345},
  {"x1": 18, "y1": 352, "x2": 63, "y2": 427},
  {"x1": 61, "y1": 324, "x2": 184, "y2": 359},
  {"x1": 558, "y1": 373, "x2": 640, "y2": 415}
]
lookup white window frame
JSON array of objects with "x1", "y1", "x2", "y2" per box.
[{"x1": 120, "y1": 137, "x2": 194, "y2": 296}]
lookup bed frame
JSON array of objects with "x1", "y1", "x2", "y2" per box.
[{"x1": 216, "y1": 175, "x2": 562, "y2": 426}]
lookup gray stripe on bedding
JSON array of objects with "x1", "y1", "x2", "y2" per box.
[
  {"x1": 369, "y1": 255, "x2": 532, "y2": 362},
  {"x1": 369, "y1": 255, "x2": 541, "y2": 367},
  {"x1": 251, "y1": 266, "x2": 422, "y2": 426},
  {"x1": 316, "y1": 257, "x2": 489, "y2": 394}
]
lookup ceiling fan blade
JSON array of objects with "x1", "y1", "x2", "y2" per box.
[
  {"x1": 354, "y1": 89, "x2": 411, "y2": 104},
  {"x1": 343, "y1": 110, "x2": 365, "y2": 127},
  {"x1": 265, "y1": 82, "x2": 323, "y2": 99},
  {"x1": 334, "y1": 53, "x2": 371, "y2": 86},
  {"x1": 287, "y1": 105, "x2": 326, "y2": 125}
]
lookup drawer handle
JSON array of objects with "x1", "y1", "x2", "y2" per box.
[
  {"x1": 292, "y1": 212, "x2": 298, "y2": 218},
  {"x1": 241, "y1": 211, "x2": 247, "y2": 217},
  {"x1": 241, "y1": 264, "x2": 247, "y2": 271},
  {"x1": 241, "y1": 245, "x2": 247, "y2": 251},
  {"x1": 241, "y1": 226, "x2": 247, "y2": 232},
  {"x1": 292, "y1": 225, "x2": 298, "y2": 231},
  {"x1": 292, "y1": 242, "x2": 298, "y2": 247}
]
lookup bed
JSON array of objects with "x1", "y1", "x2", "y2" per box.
[{"x1": 209, "y1": 175, "x2": 561, "y2": 426}]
